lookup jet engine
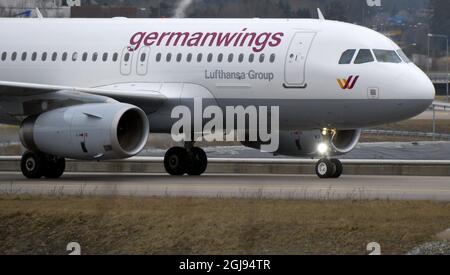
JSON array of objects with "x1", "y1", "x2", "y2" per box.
[
  {"x1": 242, "y1": 129, "x2": 361, "y2": 157},
  {"x1": 19, "y1": 103, "x2": 149, "y2": 160},
  {"x1": 328, "y1": 129, "x2": 362, "y2": 155}
]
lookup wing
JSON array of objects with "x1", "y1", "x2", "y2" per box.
[{"x1": 0, "y1": 81, "x2": 167, "y2": 125}]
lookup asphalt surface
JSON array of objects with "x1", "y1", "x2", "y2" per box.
[{"x1": 1, "y1": 172, "x2": 450, "y2": 201}]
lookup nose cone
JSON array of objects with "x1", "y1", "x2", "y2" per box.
[
  {"x1": 401, "y1": 65, "x2": 435, "y2": 102},
  {"x1": 388, "y1": 65, "x2": 435, "y2": 122},
  {"x1": 414, "y1": 66, "x2": 436, "y2": 103}
]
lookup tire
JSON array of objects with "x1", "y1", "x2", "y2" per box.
[
  {"x1": 21, "y1": 151, "x2": 45, "y2": 179},
  {"x1": 187, "y1": 147, "x2": 208, "y2": 176},
  {"x1": 315, "y1": 158, "x2": 334, "y2": 179},
  {"x1": 44, "y1": 157, "x2": 66, "y2": 179},
  {"x1": 164, "y1": 147, "x2": 188, "y2": 176},
  {"x1": 330, "y1": 159, "x2": 343, "y2": 178}
]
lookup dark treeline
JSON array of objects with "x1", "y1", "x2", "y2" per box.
[
  {"x1": 430, "y1": 0, "x2": 450, "y2": 37},
  {"x1": 82, "y1": 0, "x2": 423, "y2": 20},
  {"x1": 82, "y1": 0, "x2": 449, "y2": 39}
]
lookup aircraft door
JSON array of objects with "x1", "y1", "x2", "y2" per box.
[{"x1": 284, "y1": 32, "x2": 317, "y2": 88}]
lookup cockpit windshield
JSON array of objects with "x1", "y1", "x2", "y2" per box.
[
  {"x1": 338, "y1": 49, "x2": 356, "y2": 64},
  {"x1": 339, "y1": 48, "x2": 410, "y2": 65},
  {"x1": 396, "y1": 49, "x2": 411, "y2": 63},
  {"x1": 354, "y1": 49, "x2": 374, "y2": 64},
  {"x1": 373, "y1": 49, "x2": 402, "y2": 63}
]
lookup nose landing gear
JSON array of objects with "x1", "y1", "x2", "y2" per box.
[{"x1": 314, "y1": 128, "x2": 344, "y2": 179}]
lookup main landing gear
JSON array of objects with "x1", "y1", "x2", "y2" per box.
[
  {"x1": 21, "y1": 151, "x2": 66, "y2": 179},
  {"x1": 315, "y1": 158, "x2": 343, "y2": 179},
  {"x1": 164, "y1": 144, "x2": 208, "y2": 176}
]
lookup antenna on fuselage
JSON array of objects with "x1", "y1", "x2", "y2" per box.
[
  {"x1": 317, "y1": 8, "x2": 325, "y2": 21},
  {"x1": 35, "y1": 8, "x2": 44, "y2": 19}
]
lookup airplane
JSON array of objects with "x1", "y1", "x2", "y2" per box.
[{"x1": 0, "y1": 12, "x2": 435, "y2": 179}]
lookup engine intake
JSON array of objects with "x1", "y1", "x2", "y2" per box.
[
  {"x1": 330, "y1": 129, "x2": 362, "y2": 154},
  {"x1": 20, "y1": 103, "x2": 149, "y2": 160}
]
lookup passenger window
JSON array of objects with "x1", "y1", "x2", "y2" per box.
[
  {"x1": 166, "y1": 53, "x2": 172, "y2": 62},
  {"x1": 249, "y1": 53, "x2": 255, "y2": 63},
  {"x1": 373, "y1": 49, "x2": 402, "y2": 63},
  {"x1": 228, "y1": 53, "x2": 234, "y2": 62},
  {"x1": 31, "y1": 52, "x2": 37, "y2": 61},
  {"x1": 92, "y1": 52, "x2": 98, "y2": 62},
  {"x1": 354, "y1": 49, "x2": 374, "y2": 64},
  {"x1": 82, "y1": 52, "x2": 88, "y2": 62},
  {"x1": 156, "y1": 53, "x2": 161, "y2": 62},
  {"x1": 21, "y1": 52, "x2": 27, "y2": 61},
  {"x1": 112, "y1": 53, "x2": 119, "y2": 62},
  {"x1": 339, "y1": 49, "x2": 356, "y2": 64},
  {"x1": 1, "y1": 52, "x2": 6, "y2": 61},
  {"x1": 187, "y1": 53, "x2": 193, "y2": 62},
  {"x1": 207, "y1": 53, "x2": 213, "y2": 62},
  {"x1": 62, "y1": 52, "x2": 68, "y2": 61},
  {"x1": 41, "y1": 52, "x2": 47, "y2": 61},
  {"x1": 72, "y1": 52, "x2": 78, "y2": 61},
  {"x1": 102, "y1": 53, "x2": 108, "y2": 62},
  {"x1": 52, "y1": 52, "x2": 57, "y2": 61},
  {"x1": 197, "y1": 53, "x2": 203, "y2": 62},
  {"x1": 140, "y1": 53, "x2": 147, "y2": 62},
  {"x1": 11, "y1": 52, "x2": 17, "y2": 61},
  {"x1": 269, "y1": 54, "x2": 276, "y2": 63},
  {"x1": 238, "y1": 54, "x2": 244, "y2": 63},
  {"x1": 124, "y1": 52, "x2": 130, "y2": 62},
  {"x1": 217, "y1": 53, "x2": 223, "y2": 62},
  {"x1": 259, "y1": 54, "x2": 265, "y2": 63},
  {"x1": 176, "y1": 53, "x2": 182, "y2": 62}
]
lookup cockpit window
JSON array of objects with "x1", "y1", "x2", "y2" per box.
[
  {"x1": 373, "y1": 49, "x2": 402, "y2": 63},
  {"x1": 396, "y1": 49, "x2": 411, "y2": 63},
  {"x1": 354, "y1": 49, "x2": 374, "y2": 64},
  {"x1": 339, "y1": 49, "x2": 356, "y2": 64}
]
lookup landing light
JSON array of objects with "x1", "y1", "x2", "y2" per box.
[{"x1": 317, "y1": 143, "x2": 329, "y2": 155}]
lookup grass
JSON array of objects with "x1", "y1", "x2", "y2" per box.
[
  {"x1": 378, "y1": 119, "x2": 450, "y2": 133},
  {"x1": 360, "y1": 119, "x2": 450, "y2": 142},
  {"x1": 435, "y1": 96, "x2": 449, "y2": 102},
  {"x1": 0, "y1": 195, "x2": 449, "y2": 255}
]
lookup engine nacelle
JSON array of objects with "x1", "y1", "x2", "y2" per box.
[
  {"x1": 329, "y1": 129, "x2": 362, "y2": 155},
  {"x1": 242, "y1": 129, "x2": 361, "y2": 157},
  {"x1": 20, "y1": 103, "x2": 149, "y2": 160}
]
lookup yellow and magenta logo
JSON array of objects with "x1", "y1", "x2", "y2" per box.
[{"x1": 337, "y1": 75, "x2": 359, "y2": 90}]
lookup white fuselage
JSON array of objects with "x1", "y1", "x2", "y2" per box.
[{"x1": 0, "y1": 18, "x2": 435, "y2": 131}]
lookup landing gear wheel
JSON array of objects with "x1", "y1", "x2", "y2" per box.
[
  {"x1": 187, "y1": 147, "x2": 208, "y2": 176},
  {"x1": 44, "y1": 156, "x2": 66, "y2": 179},
  {"x1": 21, "y1": 151, "x2": 45, "y2": 179},
  {"x1": 164, "y1": 147, "x2": 188, "y2": 176},
  {"x1": 315, "y1": 158, "x2": 334, "y2": 179},
  {"x1": 330, "y1": 159, "x2": 343, "y2": 178}
]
